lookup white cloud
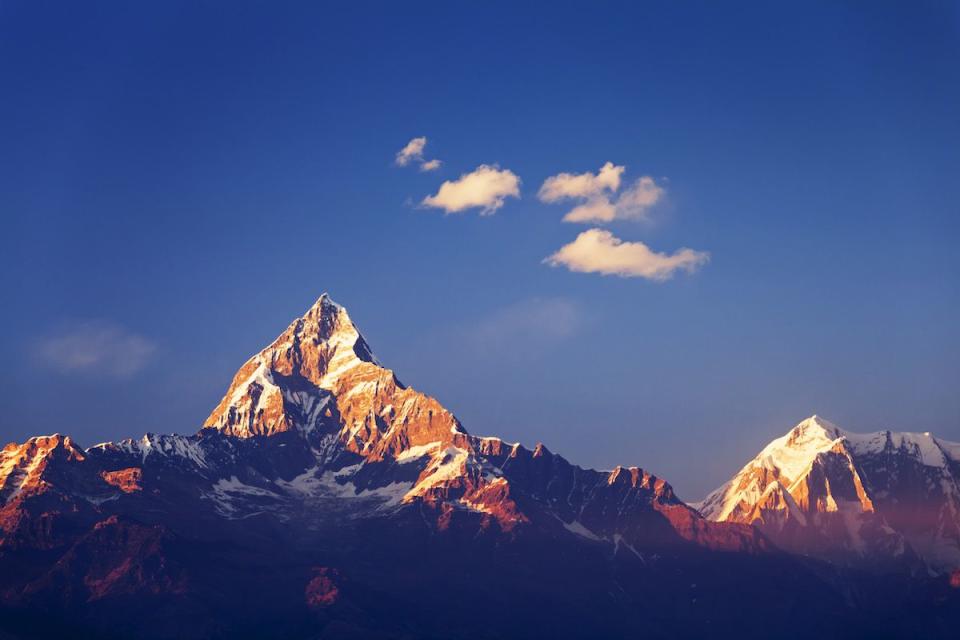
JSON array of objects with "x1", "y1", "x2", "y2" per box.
[
  {"x1": 396, "y1": 136, "x2": 442, "y2": 171},
  {"x1": 538, "y1": 162, "x2": 665, "y2": 223},
  {"x1": 538, "y1": 162, "x2": 624, "y2": 202},
  {"x1": 421, "y1": 164, "x2": 521, "y2": 215},
  {"x1": 395, "y1": 137, "x2": 427, "y2": 166},
  {"x1": 614, "y1": 176, "x2": 665, "y2": 219},
  {"x1": 36, "y1": 322, "x2": 156, "y2": 377},
  {"x1": 544, "y1": 229, "x2": 709, "y2": 281}
]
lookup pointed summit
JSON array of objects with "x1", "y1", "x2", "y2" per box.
[
  {"x1": 203, "y1": 292, "x2": 376, "y2": 437},
  {"x1": 794, "y1": 414, "x2": 843, "y2": 436},
  {"x1": 313, "y1": 291, "x2": 335, "y2": 306},
  {"x1": 700, "y1": 416, "x2": 850, "y2": 523},
  {"x1": 203, "y1": 292, "x2": 466, "y2": 456},
  {"x1": 302, "y1": 292, "x2": 343, "y2": 320}
]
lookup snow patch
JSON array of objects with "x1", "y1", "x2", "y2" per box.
[
  {"x1": 562, "y1": 519, "x2": 602, "y2": 541},
  {"x1": 396, "y1": 442, "x2": 440, "y2": 463}
]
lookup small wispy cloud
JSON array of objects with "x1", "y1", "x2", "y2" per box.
[
  {"x1": 544, "y1": 228, "x2": 709, "y2": 281},
  {"x1": 421, "y1": 164, "x2": 521, "y2": 215},
  {"x1": 395, "y1": 137, "x2": 427, "y2": 166},
  {"x1": 609, "y1": 176, "x2": 665, "y2": 221},
  {"x1": 35, "y1": 322, "x2": 157, "y2": 378},
  {"x1": 464, "y1": 297, "x2": 583, "y2": 358},
  {"x1": 538, "y1": 162, "x2": 665, "y2": 223},
  {"x1": 395, "y1": 136, "x2": 442, "y2": 171}
]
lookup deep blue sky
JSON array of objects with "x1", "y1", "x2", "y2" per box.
[{"x1": 1, "y1": 1, "x2": 958, "y2": 498}]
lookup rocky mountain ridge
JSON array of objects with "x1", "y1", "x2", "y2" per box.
[{"x1": 1, "y1": 295, "x2": 762, "y2": 553}]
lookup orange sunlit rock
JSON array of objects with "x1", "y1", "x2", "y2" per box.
[
  {"x1": 101, "y1": 468, "x2": 143, "y2": 493},
  {"x1": 305, "y1": 567, "x2": 340, "y2": 608}
]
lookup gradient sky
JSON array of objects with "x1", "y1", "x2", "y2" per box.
[{"x1": 1, "y1": 1, "x2": 958, "y2": 499}]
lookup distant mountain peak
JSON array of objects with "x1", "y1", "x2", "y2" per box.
[
  {"x1": 1, "y1": 434, "x2": 86, "y2": 504},
  {"x1": 699, "y1": 415, "x2": 960, "y2": 571}
]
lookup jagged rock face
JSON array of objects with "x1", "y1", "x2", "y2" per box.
[
  {"x1": 850, "y1": 431, "x2": 960, "y2": 570},
  {"x1": 0, "y1": 435, "x2": 100, "y2": 550},
  {"x1": 473, "y1": 438, "x2": 766, "y2": 553},
  {"x1": 0, "y1": 435, "x2": 86, "y2": 504},
  {"x1": 699, "y1": 416, "x2": 960, "y2": 571}
]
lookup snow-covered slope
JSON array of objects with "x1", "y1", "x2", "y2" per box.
[{"x1": 699, "y1": 415, "x2": 960, "y2": 572}]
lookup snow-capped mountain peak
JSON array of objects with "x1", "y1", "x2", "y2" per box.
[
  {"x1": 699, "y1": 415, "x2": 960, "y2": 572},
  {"x1": 699, "y1": 415, "x2": 845, "y2": 522},
  {"x1": 204, "y1": 294, "x2": 467, "y2": 459}
]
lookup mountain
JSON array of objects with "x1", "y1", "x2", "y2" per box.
[
  {"x1": 2, "y1": 296, "x2": 959, "y2": 639},
  {"x1": 195, "y1": 294, "x2": 764, "y2": 550},
  {"x1": 698, "y1": 415, "x2": 960, "y2": 572}
]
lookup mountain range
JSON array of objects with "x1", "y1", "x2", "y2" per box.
[{"x1": 2, "y1": 294, "x2": 958, "y2": 639}]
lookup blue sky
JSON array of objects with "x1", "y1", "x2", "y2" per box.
[{"x1": 1, "y1": 1, "x2": 958, "y2": 498}]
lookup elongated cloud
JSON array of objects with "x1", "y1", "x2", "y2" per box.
[
  {"x1": 538, "y1": 163, "x2": 664, "y2": 223},
  {"x1": 395, "y1": 136, "x2": 441, "y2": 171},
  {"x1": 471, "y1": 297, "x2": 582, "y2": 344},
  {"x1": 544, "y1": 229, "x2": 709, "y2": 280},
  {"x1": 35, "y1": 322, "x2": 157, "y2": 377},
  {"x1": 460, "y1": 297, "x2": 584, "y2": 362},
  {"x1": 422, "y1": 164, "x2": 520, "y2": 215},
  {"x1": 563, "y1": 198, "x2": 617, "y2": 224}
]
